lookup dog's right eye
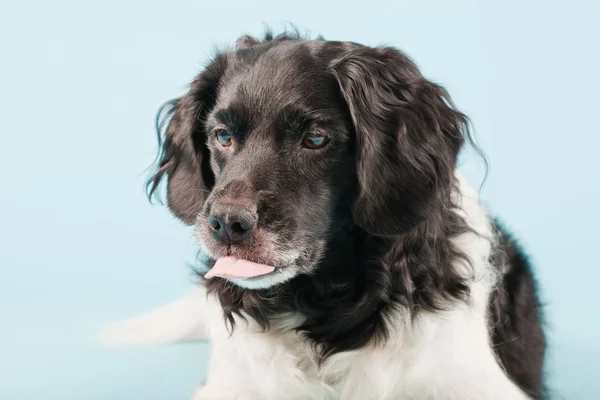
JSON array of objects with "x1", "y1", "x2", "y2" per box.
[
  {"x1": 215, "y1": 130, "x2": 232, "y2": 147},
  {"x1": 302, "y1": 131, "x2": 329, "y2": 149}
]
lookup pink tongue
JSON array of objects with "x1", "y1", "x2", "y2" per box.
[{"x1": 205, "y1": 256, "x2": 275, "y2": 279}]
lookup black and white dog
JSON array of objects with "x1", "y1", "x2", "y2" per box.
[{"x1": 106, "y1": 32, "x2": 546, "y2": 399}]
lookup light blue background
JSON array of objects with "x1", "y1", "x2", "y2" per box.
[{"x1": 1, "y1": 0, "x2": 598, "y2": 398}]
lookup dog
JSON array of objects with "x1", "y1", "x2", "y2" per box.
[{"x1": 104, "y1": 31, "x2": 546, "y2": 399}]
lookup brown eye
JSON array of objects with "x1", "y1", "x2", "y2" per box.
[
  {"x1": 302, "y1": 131, "x2": 329, "y2": 149},
  {"x1": 215, "y1": 130, "x2": 232, "y2": 147}
]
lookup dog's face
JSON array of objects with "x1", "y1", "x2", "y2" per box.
[
  {"x1": 197, "y1": 42, "x2": 356, "y2": 288},
  {"x1": 150, "y1": 35, "x2": 467, "y2": 290}
]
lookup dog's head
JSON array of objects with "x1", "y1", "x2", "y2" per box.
[{"x1": 149, "y1": 33, "x2": 468, "y2": 290}]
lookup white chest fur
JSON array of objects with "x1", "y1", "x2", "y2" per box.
[{"x1": 197, "y1": 288, "x2": 528, "y2": 400}]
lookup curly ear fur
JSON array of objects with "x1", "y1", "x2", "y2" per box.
[
  {"x1": 147, "y1": 56, "x2": 225, "y2": 224},
  {"x1": 331, "y1": 47, "x2": 469, "y2": 236}
]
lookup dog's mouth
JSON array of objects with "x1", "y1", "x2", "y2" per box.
[
  {"x1": 200, "y1": 247, "x2": 315, "y2": 288},
  {"x1": 204, "y1": 256, "x2": 277, "y2": 280}
]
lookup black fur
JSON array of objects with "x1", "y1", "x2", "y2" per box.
[
  {"x1": 489, "y1": 221, "x2": 547, "y2": 399},
  {"x1": 148, "y1": 30, "x2": 546, "y2": 397}
]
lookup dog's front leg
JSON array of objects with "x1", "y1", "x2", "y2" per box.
[{"x1": 100, "y1": 286, "x2": 211, "y2": 346}]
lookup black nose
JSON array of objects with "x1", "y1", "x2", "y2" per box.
[{"x1": 208, "y1": 207, "x2": 257, "y2": 244}]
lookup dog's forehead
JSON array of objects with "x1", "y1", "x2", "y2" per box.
[{"x1": 215, "y1": 41, "x2": 342, "y2": 114}]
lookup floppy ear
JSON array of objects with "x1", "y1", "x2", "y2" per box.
[
  {"x1": 332, "y1": 46, "x2": 468, "y2": 236},
  {"x1": 147, "y1": 57, "x2": 224, "y2": 224}
]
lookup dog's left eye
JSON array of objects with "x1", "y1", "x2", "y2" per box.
[
  {"x1": 215, "y1": 130, "x2": 232, "y2": 147},
  {"x1": 302, "y1": 132, "x2": 329, "y2": 149}
]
